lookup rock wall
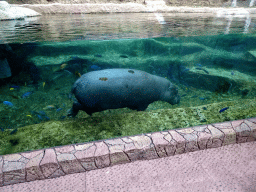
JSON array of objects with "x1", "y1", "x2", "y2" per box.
[
  {"x1": 0, "y1": 1, "x2": 40, "y2": 20},
  {"x1": 7, "y1": 0, "x2": 256, "y2": 7},
  {"x1": 165, "y1": 0, "x2": 256, "y2": 7},
  {"x1": 7, "y1": 0, "x2": 146, "y2": 4},
  {"x1": 166, "y1": 0, "x2": 228, "y2": 7}
]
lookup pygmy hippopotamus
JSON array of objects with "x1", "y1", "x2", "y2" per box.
[{"x1": 67, "y1": 68, "x2": 180, "y2": 117}]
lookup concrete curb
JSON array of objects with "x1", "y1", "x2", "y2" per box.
[{"x1": 0, "y1": 117, "x2": 255, "y2": 187}]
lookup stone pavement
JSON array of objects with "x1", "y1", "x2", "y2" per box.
[
  {"x1": 1, "y1": 141, "x2": 256, "y2": 191},
  {"x1": 0, "y1": 117, "x2": 256, "y2": 191}
]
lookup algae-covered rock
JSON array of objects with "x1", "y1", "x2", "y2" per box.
[{"x1": 0, "y1": 98, "x2": 255, "y2": 155}]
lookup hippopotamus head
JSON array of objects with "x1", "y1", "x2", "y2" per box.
[{"x1": 162, "y1": 84, "x2": 180, "y2": 105}]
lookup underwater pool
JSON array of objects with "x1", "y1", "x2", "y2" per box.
[{"x1": 0, "y1": 13, "x2": 256, "y2": 155}]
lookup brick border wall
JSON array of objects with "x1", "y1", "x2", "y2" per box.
[{"x1": 0, "y1": 117, "x2": 255, "y2": 187}]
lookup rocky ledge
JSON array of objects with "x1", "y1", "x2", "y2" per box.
[
  {"x1": 0, "y1": 1, "x2": 40, "y2": 20},
  {"x1": 16, "y1": 2, "x2": 256, "y2": 14},
  {"x1": 1, "y1": 0, "x2": 256, "y2": 20}
]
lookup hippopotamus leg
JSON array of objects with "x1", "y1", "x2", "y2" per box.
[
  {"x1": 134, "y1": 105, "x2": 148, "y2": 111},
  {"x1": 67, "y1": 101, "x2": 84, "y2": 117}
]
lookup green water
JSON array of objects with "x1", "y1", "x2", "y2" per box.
[{"x1": 0, "y1": 34, "x2": 256, "y2": 155}]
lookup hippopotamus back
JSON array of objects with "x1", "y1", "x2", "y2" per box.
[{"x1": 68, "y1": 69, "x2": 180, "y2": 117}]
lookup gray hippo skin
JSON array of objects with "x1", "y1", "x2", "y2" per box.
[{"x1": 68, "y1": 69, "x2": 180, "y2": 117}]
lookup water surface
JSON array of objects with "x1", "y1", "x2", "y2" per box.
[{"x1": 1, "y1": 13, "x2": 256, "y2": 43}]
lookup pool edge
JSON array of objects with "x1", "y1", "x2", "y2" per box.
[{"x1": 0, "y1": 117, "x2": 255, "y2": 187}]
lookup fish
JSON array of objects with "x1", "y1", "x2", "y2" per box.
[
  {"x1": 201, "y1": 68, "x2": 209, "y2": 74},
  {"x1": 37, "y1": 114, "x2": 43, "y2": 120},
  {"x1": 38, "y1": 111, "x2": 47, "y2": 116},
  {"x1": 31, "y1": 110, "x2": 47, "y2": 116},
  {"x1": 52, "y1": 64, "x2": 68, "y2": 72},
  {"x1": 43, "y1": 105, "x2": 55, "y2": 110},
  {"x1": 37, "y1": 114, "x2": 50, "y2": 121},
  {"x1": 199, "y1": 97, "x2": 206, "y2": 100},
  {"x1": 42, "y1": 82, "x2": 46, "y2": 88},
  {"x1": 95, "y1": 54, "x2": 102, "y2": 57},
  {"x1": 9, "y1": 85, "x2": 20, "y2": 91},
  {"x1": 59, "y1": 63, "x2": 68, "y2": 70},
  {"x1": 22, "y1": 91, "x2": 33, "y2": 98},
  {"x1": 120, "y1": 55, "x2": 128, "y2": 58},
  {"x1": 219, "y1": 107, "x2": 229, "y2": 113},
  {"x1": 44, "y1": 116, "x2": 50, "y2": 121},
  {"x1": 10, "y1": 128, "x2": 17, "y2": 135},
  {"x1": 26, "y1": 115, "x2": 32, "y2": 118},
  {"x1": 90, "y1": 65, "x2": 101, "y2": 70},
  {"x1": 182, "y1": 68, "x2": 190, "y2": 72},
  {"x1": 202, "y1": 107, "x2": 207, "y2": 110},
  {"x1": 3, "y1": 101, "x2": 14, "y2": 107},
  {"x1": 231, "y1": 71, "x2": 234, "y2": 75},
  {"x1": 191, "y1": 95, "x2": 198, "y2": 98},
  {"x1": 9, "y1": 85, "x2": 20, "y2": 89},
  {"x1": 32, "y1": 110, "x2": 49, "y2": 120},
  {"x1": 196, "y1": 63, "x2": 203, "y2": 67},
  {"x1": 75, "y1": 71, "x2": 81, "y2": 77},
  {"x1": 0, "y1": 127, "x2": 4, "y2": 132},
  {"x1": 56, "y1": 108, "x2": 63, "y2": 112},
  {"x1": 60, "y1": 116, "x2": 66, "y2": 119}
]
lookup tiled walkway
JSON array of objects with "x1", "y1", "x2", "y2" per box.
[
  {"x1": 0, "y1": 118, "x2": 256, "y2": 191},
  {"x1": 1, "y1": 141, "x2": 256, "y2": 191}
]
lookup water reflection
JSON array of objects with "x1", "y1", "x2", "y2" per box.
[{"x1": 1, "y1": 13, "x2": 256, "y2": 43}]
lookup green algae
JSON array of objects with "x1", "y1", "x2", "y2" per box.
[
  {"x1": 0, "y1": 98, "x2": 255, "y2": 156},
  {"x1": 1, "y1": 34, "x2": 256, "y2": 156}
]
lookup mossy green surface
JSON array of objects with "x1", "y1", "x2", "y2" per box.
[
  {"x1": 1, "y1": 35, "x2": 256, "y2": 156},
  {"x1": 1, "y1": 98, "x2": 255, "y2": 155}
]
